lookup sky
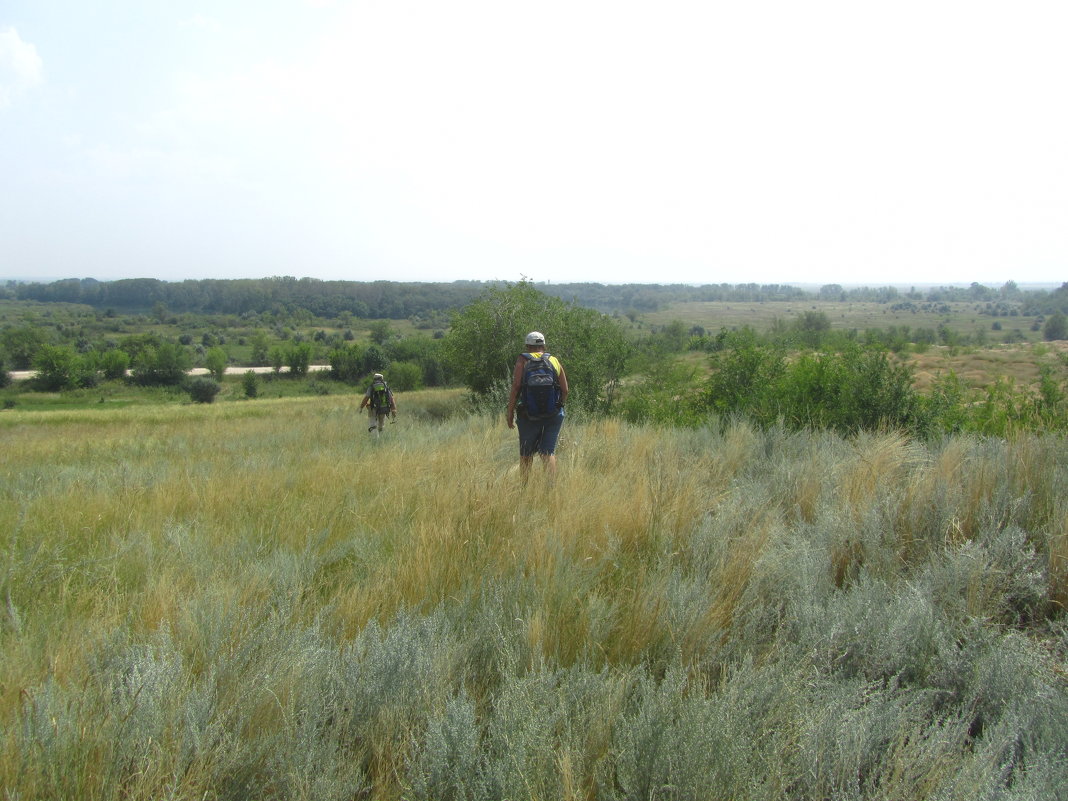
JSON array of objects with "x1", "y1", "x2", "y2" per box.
[{"x1": 1, "y1": 1, "x2": 1065, "y2": 288}]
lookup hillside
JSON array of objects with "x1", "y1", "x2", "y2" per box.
[{"x1": 2, "y1": 392, "x2": 1066, "y2": 799}]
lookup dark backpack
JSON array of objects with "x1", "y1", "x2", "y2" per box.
[
  {"x1": 520, "y1": 353, "x2": 560, "y2": 420},
  {"x1": 370, "y1": 380, "x2": 391, "y2": 413}
]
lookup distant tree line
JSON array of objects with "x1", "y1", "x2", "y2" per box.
[
  {"x1": 9, "y1": 277, "x2": 1065, "y2": 320},
  {"x1": 8, "y1": 277, "x2": 493, "y2": 319}
]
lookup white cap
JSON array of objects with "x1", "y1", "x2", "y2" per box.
[
  {"x1": 373, "y1": 373, "x2": 384, "y2": 379},
  {"x1": 525, "y1": 331, "x2": 545, "y2": 346}
]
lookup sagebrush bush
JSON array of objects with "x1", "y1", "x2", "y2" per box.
[
  {"x1": 187, "y1": 375, "x2": 221, "y2": 403},
  {"x1": 2, "y1": 397, "x2": 1067, "y2": 799}
]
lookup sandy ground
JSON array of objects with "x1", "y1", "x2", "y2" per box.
[{"x1": 8, "y1": 365, "x2": 332, "y2": 381}]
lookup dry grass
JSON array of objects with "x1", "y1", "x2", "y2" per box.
[
  {"x1": 2, "y1": 392, "x2": 1066, "y2": 799},
  {"x1": 907, "y1": 341, "x2": 1068, "y2": 392}
]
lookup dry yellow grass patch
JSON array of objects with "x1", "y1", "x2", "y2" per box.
[{"x1": 907, "y1": 342, "x2": 1068, "y2": 392}]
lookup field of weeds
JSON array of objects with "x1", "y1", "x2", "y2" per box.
[
  {"x1": 907, "y1": 341, "x2": 1068, "y2": 393},
  {"x1": 2, "y1": 391, "x2": 1067, "y2": 799}
]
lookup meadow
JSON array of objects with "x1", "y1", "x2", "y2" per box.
[
  {"x1": 2, "y1": 390, "x2": 1066, "y2": 799},
  {"x1": 640, "y1": 300, "x2": 1043, "y2": 343}
]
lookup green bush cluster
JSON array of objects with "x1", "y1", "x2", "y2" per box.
[{"x1": 624, "y1": 329, "x2": 1068, "y2": 437}]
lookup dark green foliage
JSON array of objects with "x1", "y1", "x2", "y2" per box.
[
  {"x1": 368, "y1": 319, "x2": 394, "y2": 345},
  {"x1": 32, "y1": 344, "x2": 96, "y2": 391},
  {"x1": 328, "y1": 342, "x2": 363, "y2": 383},
  {"x1": 187, "y1": 376, "x2": 221, "y2": 403},
  {"x1": 632, "y1": 332, "x2": 922, "y2": 435},
  {"x1": 1, "y1": 324, "x2": 48, "y2": 369},
  {"x1": 286, "y1": 341, "x2": 313, "y2": 377},
  {"x1": 98, "y1": 348, "x2": 130, "y2": 381},
  {"x1": 388, "y1": 361, "x2": 423, "y2": 392},
  {"x1": 442, "y1": 281, "x2": 628, "y2": 415},
  {"x1": 362, "y1": 344, "x2": 389, "y2": 375},
  {"x1": 0, "y1": 354, "x2": 9, "y2": 388},
  {"x1": 131, "y1": 343, "x2": 192, "y2": 386},
  {"x1": 250, "y1": 330, "x2": 270, "y2": 365},
  {"x1": 1043, "y1": 311, "x2": 1067, "y2": 341},
  {"x1": 242, "y1": 370, "x2": 258, "y2": 399}
]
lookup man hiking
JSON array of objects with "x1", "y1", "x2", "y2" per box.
[
  {"x1": 360, "y1": 373, "x2": 396, "y2": 434},
  {"x1": 506, "y1": 331, "x2": 568, "y2": 481}
]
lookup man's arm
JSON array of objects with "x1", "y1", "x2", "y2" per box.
[{"x1": 505, "y1": 357, "x2": 524, "y2": 428}]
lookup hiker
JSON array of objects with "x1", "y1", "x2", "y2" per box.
[
  {"x1": 506, "y1": 331, "x2": 568, "y2": 481},
  {"x1": 360, "y1": 373, "x2": 396, "y2": 433}
]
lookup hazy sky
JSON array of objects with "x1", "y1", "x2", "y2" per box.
[{"x1": 2, "y1": 1, "x2": 1065, "y2": 287}]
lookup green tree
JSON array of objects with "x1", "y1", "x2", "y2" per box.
[
  {"x1": 287, "y1": 342, "x2": 313, "y2": 377},
  {"x1": 1, "y1": 325, "x2": 48, "y2": 369},
  {"x1": 205, "y1": 346, "x2": 229, "y2": 382},
  {"x1": 250, "y1": 330, "x2": 270, "y2": 365},
  {"x1": 99, "y1": 348, "x2": 130, "y2": 381},
  {"x1": 369, "y1": 320, "x2": 394, "y2": 345},
  {"x1": 329, "y1": 343, "x2": 363, "y2": 383},
  {"x1": 33, "y1": 344, "x2": 88, "y2": 391},
  {"x1": 441, "y1": 281, "x2": 628, "y2": 415},
  {"x1": 388, "y1": 361, "x2": 423, "y2": 391},
  {"x1": 362, "y1": 344, "x2": 390, "y2": 375},
  {"x1": 268, "y1": 346, "x2": 285, "y2": 374},
  {"x1": 131, "y1": 343, "x2": 191, "y2": 386}
]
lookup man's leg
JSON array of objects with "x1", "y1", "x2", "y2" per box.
[{"x1": 536, "y1": 412, "x2": 564, "y2": 480}]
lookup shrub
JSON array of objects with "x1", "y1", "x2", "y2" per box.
[
  {"x1": 32, "y1": 344, "x2": 94, "y2": 391},
  {"x1": 242, "y1": 370, "x2": 258, "y2": 399},
  {"x1": 131, "y1": 343, "x2": 192, "y2": 386},
  {"x1": 362, "y1": 344, "x2": 390, "y2": 375},
  {"x1": 287, "y1": 342, "x2": 313, "y2": 377},
  {"x1": 329, "y1": 343, "x2": 363, "y2": 383},
  {"x1": 1043, "y1": 311, "x2": 1067, "y2": 341},
  {"x1": 204, "y1": 346, "x2": 229, "y2": 382},
  {"x1": 388, "y1": 361, "x2": 423, "y2": 392},
  {"x1": 99, "y1": 348, "x2": 130, "y2": 381},
  {"x1": 187, "y1": 376, "x2": 221, "y2": 403}
]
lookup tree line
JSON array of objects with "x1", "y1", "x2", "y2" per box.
[{"x1": 9, "y1": 277, "x2": 1065, "y2": 319}]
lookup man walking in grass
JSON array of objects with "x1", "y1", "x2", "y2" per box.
[
  {"x1": 506, "y1": 331, "x2": 568, "y2": 481},
  {"x1": 360, "y1": 373, "x2": 396, "y2": 434}
]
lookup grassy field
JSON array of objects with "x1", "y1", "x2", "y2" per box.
[
  {"x1": 908, "y1": 341, "x2": 1068, "y2": 392},
  {"x1": 641, "y1": 299, "x2": 1043, "y2": 341},
  {"x1": 2, "y1": 391, "x2": 1067, "y2": 799}
]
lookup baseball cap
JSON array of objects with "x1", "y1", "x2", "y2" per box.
[
  {"x1": 373, "y1": 373, "x2": 384, "y2": 379},
  {"x1": 524, "y1": 331, "x2": 545, "y2": 345}
]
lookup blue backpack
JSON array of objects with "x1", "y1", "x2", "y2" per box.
[{"x1": 520, "y1": 353, "x2": 560, "y2": 420}]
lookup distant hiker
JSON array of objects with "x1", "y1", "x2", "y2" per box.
[
  {"x1": 506, "y1": 331, "x2": 568, "y2": 481},
  {"x1": 360, "y1": 373, "x2": 396, "y2": 433}
]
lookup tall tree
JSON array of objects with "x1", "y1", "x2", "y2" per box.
[{"x1": 442, "y1": 281, "x2": 628, "y2": 415}]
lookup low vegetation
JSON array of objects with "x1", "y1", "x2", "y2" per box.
[
  {"x1": 2, "y1": 279, "x2": 1067, "y2": 798},
  {"x1": 2, "y1": 392, "x2": 1066, "y2": 799}
]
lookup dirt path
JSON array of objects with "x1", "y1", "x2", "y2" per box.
[{"x1": 8, "y1": 365, "x2": 332, "y2": 381}]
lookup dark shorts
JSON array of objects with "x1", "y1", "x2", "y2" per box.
[{"x1": 516, "y1": 409, "x2": 565, "y2": 457}]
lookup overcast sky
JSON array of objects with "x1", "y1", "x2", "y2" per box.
[{"x1": 1, "y1": 1, "x2": 1065, "y2": 287}]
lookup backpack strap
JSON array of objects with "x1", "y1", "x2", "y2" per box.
[{"x1": 522, "y1": 351, "x2": 558, "y2": 379}]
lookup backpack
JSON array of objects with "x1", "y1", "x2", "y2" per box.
[
  {"x1": 519, "y1": 353, "x2": 560, "y2": 420},
  {"x1": 370, "y1": 380, "x2": 392, "y2": 413}
]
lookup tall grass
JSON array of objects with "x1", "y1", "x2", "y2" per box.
[{"x1": 2, "y1": 391, "x2": 1066, "y2": 799}]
